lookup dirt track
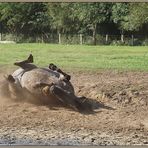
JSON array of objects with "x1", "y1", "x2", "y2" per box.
[{"x1": 0, "y1": 69, "x2": 148, "y2": 145}]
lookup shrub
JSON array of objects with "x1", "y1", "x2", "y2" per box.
[
  {"x1": 142, "y1": 39, "x2": 148, "y2": 46},
  {"x1": 61, "y1": 34, "x2": 80, "y2": 44}
]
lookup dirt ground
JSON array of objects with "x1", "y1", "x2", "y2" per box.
[{"x1": 0, "y1": 68, "x2": 148, "y2": 145}]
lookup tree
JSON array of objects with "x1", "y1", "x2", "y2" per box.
[
  {"x1": 0, "y1": 3, "x2": 23, "y2": 33},
  {"x1": 74, "y1": 3, "x2": 111, "y2": 45},
  {"x1": 0, "y1": 2, "x2": 147, "y2": 44},
  {"x1": 0, "y1": 3, "x2": 50, "y2": 36},
  {"x1": 120, "y1": 3, "x2": 148, "y2": 31},
  {"x1": 48, "y1": 3, "x2": 80, "y2": 34},
  {"x1": 111, "y1": 3, "x2": 129, "y2": 34},
  {"x1": 111, "y1": 3, "x2": 148, "y2": 32}
]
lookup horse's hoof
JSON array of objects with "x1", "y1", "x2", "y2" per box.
[
  {"x1": 7, "y1": 75, "x2": 15, "y2": 83},
  {"x1": 27, "y1": 54, "x2": 33, "y2": 63}
]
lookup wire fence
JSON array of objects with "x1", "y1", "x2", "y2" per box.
[{"x1": 0, "y1": 33, "x2": 148, "y2": 46}]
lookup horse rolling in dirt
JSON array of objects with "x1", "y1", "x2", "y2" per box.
[{"x1": 6, "y1": 54, "x2": 92, "y2": 112}]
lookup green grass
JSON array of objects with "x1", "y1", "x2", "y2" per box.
[{"x1": 0, "y1": 43, "x2": 148, "y2": 71}]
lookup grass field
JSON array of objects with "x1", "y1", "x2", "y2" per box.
[{"x1": 0, "y1": 43, "x2": 148, "y2": 71}]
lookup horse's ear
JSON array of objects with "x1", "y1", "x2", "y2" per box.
[{"x1": 42, "y1": 86, "x2": 50, "y2": 96}]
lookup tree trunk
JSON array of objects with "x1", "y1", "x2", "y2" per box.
[{"x1": 92, "y1": 24, "x2": 97, "y2": 45}]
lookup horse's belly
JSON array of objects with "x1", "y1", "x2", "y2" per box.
[{"x1": 21, "y1": 69, "x2": 58, "y2": 95}]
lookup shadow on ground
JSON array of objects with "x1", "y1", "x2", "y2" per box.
[
  {"x1": 79, "y1": 97, "x2": 115, "y2": 115},
  {"x1": 45, "y1": 97, "x2": 115, "y2": 115}
]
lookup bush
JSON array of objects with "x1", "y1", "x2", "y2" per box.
[
  {"x1": 2, "y1": 34, "x2": 16, "y2": 41},
  {"x1": 83, "y1": 35, "x2": 93, "y2": 45},
  {"x1": 110, "y1": 40, "x2": 127, "y2": 46},
  {"x1": 131, "y1": 39, "x2": 142, "y2": 46},
  {"x1": 61, "y1": 34, "x2": 80, "y2": 44},
  {"x1": 142, "y1": 39, "x2": 148, "y2": 46},
  {"x1": 96, "y1": 35, "x2": 106, "y2": 45},
  {"x1": 83, "y1": 35, "x2": 107, "y2": 45}
]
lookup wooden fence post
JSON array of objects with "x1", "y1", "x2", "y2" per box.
[
  {"x1": 0, "y1": 32, "x2": 2, "y2": 41},
  {"x1": 105, "y1": 34, "x2": 108, "y2": 43},
  {"x1": 59, "y1": 33, "x2": 61, "y2": 44},
  {"x1": 80, "y1": 34, "x2": 83, "y2": 45},
  {"x1": 131, "y1": 35, "x2": 134, "y2": 46},
  {"x1": 41, "y1": 34, "x2": 44, "y2": 43},
  {"x1": 121, "y1": 34, "x2": 124, "y2": 43}
]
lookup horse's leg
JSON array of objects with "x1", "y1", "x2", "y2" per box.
[
  {"x1": 33, "y1": 82, "x2": 54, "y2": 89},
  {"x1": 6, "y1": 74, "x2": 15, "y2": 83},
  {"x1": 49, "y1": 84, "x2": 89, "y2": 111},
  {"x1": 14, "y1": 54, "x2": 34, "y2": 69},
  {"x1": 49, "y1": 63, "x2": 71, "y2": 81},
  {"x1": 5, "y1": 75, "x2": 23, "y2": 99},
  {"x1": 33, "y1": 83, "x2": 91, "y2": 112},
  {"x1": 35, "y1": 83, "x2": 77, "y2": 110}
]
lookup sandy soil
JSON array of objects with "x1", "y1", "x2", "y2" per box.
[{"x1": 0, "y1": 68, "x2": 148, "y2": 145}]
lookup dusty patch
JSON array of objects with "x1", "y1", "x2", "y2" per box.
[{"x1": 0, "y1": 68, "x2": 148, "y2": 145}]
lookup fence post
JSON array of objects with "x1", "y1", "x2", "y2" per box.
[
  {"x1": 80, "y1": 34, "x2": 83, "y2": 45},
  {"x1": 105, "y1": 34, "x2": 108, "y2": 43},
  {"x1": 131, "y1": 35, "x2": 134, "y2": 46},
  {"x1": 41, "y1": 34, "x2": 44, "y2": 43},
  {"x1": 58, "y1": 33, "x2": 61, "y2": 44},
  {"x1": 121, "y1": 34, "x2": 124, "y2": 43},
  {"x1": 0, "y1": 32, "x2": 2, "y2": 41}
]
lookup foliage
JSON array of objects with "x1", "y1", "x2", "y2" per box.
[
  {"x1": 73, "y1": 3, "x2": 111, "y2": 44},
  {"x1": 111, "y1": 3, "x2": 129, "y2": 30},
  {"x1": 121, "y1": 3, "x2": 148, "y2": 31},
  {"x1": 48, "y1": 3, "x2": 80, "y2": 34},
  {"x1": 0, "y1": 3, "x2": 50, "y2": 35},
  {"x1": 0, "y1": 2, "x2": 148, "y2": 44}
]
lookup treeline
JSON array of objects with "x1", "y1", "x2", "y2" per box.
[{"x1": 0, "y1": 2, "x2": 148, "y2": 45}]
